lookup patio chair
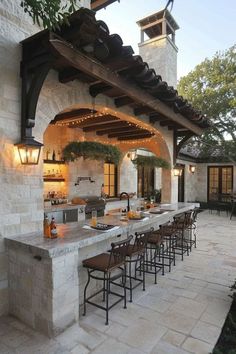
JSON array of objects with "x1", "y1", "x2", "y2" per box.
[{"x1": 82, "y1": 235, "x2": 133, "y2": 325}]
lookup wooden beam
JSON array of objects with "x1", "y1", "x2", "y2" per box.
[
  {"x1": 89, "y1": 82, "x2": 113, "y2": 97},
  {"x1": 83, "y1": 121, "x2": 129, "y2": 132},
  {"x1": 59, "y1": 67, "x2": 96, "y2": 83},
  {"x1": 118, "y1": 133, "x2": 153, "y2": 141},
  {"x1": 160, "y1": 120, "x2": 184, "y2": 127},
  {"x1": 91, "y1": 0, "x2": 118, "y2": 11},
  {"x1": 96, "y1": 126, "x2": 136, "y2": 135},
  {"x1": 78, "y1": 116, "x2": 118, "y2": 127},
  {"x1": 149, "y1": 113, "x2": 168, "y2": 124},
  {"x1": 134, "y1": 106, "x2": 156, "y2": 116},
  {"x1": 54, "y1": 109, "x2": 94, "y2": 122},
  {"x1": 140, "y1": 18, "x2": 163, "y2": 31},
  {"x1": 115, "y1": 96, "x2": 134, "y2": 107},
  {"x1": 49, "y1": 39, "x2": 203, "y2": 135},
  {"x1": 175, "y1": 130, "x2": 190, "y2": 137},
  {"x1": 108, "y1": 130, "x2": 147, "y2": 138}
]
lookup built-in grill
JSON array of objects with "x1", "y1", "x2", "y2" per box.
[{"x1": 81, "y1": 196, "x2": 106, "y2": 219}]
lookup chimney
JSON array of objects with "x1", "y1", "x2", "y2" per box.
[{"x1": 137, "y1": 9, "x2": 179, "y2": 88}]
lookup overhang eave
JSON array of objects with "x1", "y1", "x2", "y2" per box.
[{"x1": 48, "y1": 38, "x2": 203, "y2": 136}]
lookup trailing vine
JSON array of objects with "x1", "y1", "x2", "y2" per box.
[
  {"x1": 131, "y1": 155, "x2": 170, "y2": 169},
  {"x1": 62, "y1": 141, "x2": 122, "y2": 165},
  {"x1": 20, "y1": 0, "x2": 77, "y2": 30}
]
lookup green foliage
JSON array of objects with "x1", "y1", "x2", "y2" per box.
[
  {"x1": 131, "y1": 155, "x2": 170, "y2": 169},
  {"x1": 212, "y1": 279, "x2": 236, "y2": 354},
  {"x1": 20, "y1": 0, "x2": 78, "y2": 29},
  {"x1": 178, "y1": 45, "x2": 236, "y2": 160},
  {"x1": 62, "y1": 141, "x2": 122, "y2": 165}
]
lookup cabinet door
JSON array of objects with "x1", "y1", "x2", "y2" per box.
[
  {"x1": 63, "y1": 209, "x2": 78, "y2": 223},
  {"x1": 46, "y1": 211, "x2": 63, "y2": 224}
]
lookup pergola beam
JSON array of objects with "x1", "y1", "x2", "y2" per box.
[{"x1": 49, "y1": 39, "x2": 203, "y2": 135}]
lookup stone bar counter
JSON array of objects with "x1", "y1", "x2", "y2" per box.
[{"x1": 5, "y1": 202, "x2": 197, "y2": 337}]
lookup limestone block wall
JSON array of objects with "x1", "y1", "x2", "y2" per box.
[
  {"x1": 138, "y1": 35, "x2": 178, "y2": 88},
  {"x1": 0, "y1": 1, "x2": 41, "y2": 317},
  {"x1": 119, "y1": 153, "x2": 138, "y2": 195},
  {"x1": 176, "y1": 160, "x2": 198, "y2": 202}
]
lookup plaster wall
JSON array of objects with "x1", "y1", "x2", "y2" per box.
[
  {"x1": 0, "y1": 1, "x2": 176, "y2": 318},
  {"x1": 138, "y1": 35, "x2": 178, "y2": 88}
]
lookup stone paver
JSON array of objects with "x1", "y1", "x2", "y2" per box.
[{"x1": 0, "y1": 211, "x2": 235, "y2": 354}]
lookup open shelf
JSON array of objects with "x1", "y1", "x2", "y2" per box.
[
  {"x1": 44, "y1": 160, "x2": 65, "y2": 164},
  {"x1": 43, "y1": 178, "x2": 65, "y2": 182}
]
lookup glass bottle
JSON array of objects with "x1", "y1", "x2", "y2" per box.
[
  {"x1": 91, "y1": 210, "x2": 97, "y2": 227},
  {"x1": 50, "y1": 217, "x2": 58, "y2": 238},
  {"x1": 44, "y1": 215, "x2": 51, "y2": 238}
]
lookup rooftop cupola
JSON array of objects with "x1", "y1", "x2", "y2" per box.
[{"x1": 137, "y1": 9, "x2": 179, "y2": 87}]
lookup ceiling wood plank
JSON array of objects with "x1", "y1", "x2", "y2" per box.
[
  {"x1": 54, "y1": 109, "x2": 94, "y2": 122},
  {"x1": 83, "y1": 120, "x2": 129, "y2": 132},
  {"x1": 108, "y1": 130, "x2": 148, "y2": 138},
  {"x1": 49, "y1": 39, "x2": 203, "y2": 135},
  {"x1": 118, "y1": 133, "x2": 153, "y2": 140},
  {"x1": 96, "y1": 126, "x2": 138, "y2": 135}
]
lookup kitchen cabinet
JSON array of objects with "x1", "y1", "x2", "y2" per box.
[{"x1": 45, "y1": 207, "x2": 85, "y2": 224}]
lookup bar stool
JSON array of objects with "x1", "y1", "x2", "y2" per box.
[
  {"x1": 159, "y1": 221, "x2": 176, "y2": 272},
  {"x1": 185, "y1": 208, "x2": 198, "y2": 251},
  {"x1": 141, "y1": 228, "x2": 165, "y2": 284},
  {"x1": 172, "y1": 213, "x2": 190, "y2": 260},
  {"x1": 83, "y1": 235, "x2": 132, "y2": 325},
  {"x1": 125, "y1": 230, "x2": 149, "y2": 302}
]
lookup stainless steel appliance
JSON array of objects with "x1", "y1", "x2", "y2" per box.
[{"x1": 81, "y1": 196, "x2": 106, "y2": 219}]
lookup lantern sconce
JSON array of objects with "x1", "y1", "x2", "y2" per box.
[
  {"x1": 15, "y1": 137, "x2": 43, "y2": 165},
  {"x1": 127, "y1": 150, "x2": 137, "y2": 160},
  {"x1": 189, "y1": 165, "x2": 196, "y2": 174},
  {"x1": 173, "y1": 165, "x2": 183, "y2": 177}
]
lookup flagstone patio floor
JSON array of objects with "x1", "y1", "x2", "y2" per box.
[{"x1": 0, "y1": 211, "x2": 236, "y2": 354}]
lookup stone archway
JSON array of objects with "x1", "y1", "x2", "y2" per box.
[{"x1": 36, "y1": 70, "x2": 174, "y2": 203}]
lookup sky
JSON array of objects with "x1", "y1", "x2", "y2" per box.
[{"x1": 96, "y1": 0, "x2": 236, "y2": 80}]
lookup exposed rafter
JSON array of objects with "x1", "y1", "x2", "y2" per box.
[{"x1": 49, "y1": 38, "x2": 203, "y2": 135}]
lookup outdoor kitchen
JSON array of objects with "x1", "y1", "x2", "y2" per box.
[{"x1": 0, "y1": 1, "x2": 212, "y2": 343}]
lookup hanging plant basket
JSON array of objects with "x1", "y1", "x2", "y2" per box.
[
  {"x1": 131, "y1": 155, "x2": 170, "y2": 169},
  {"x1": 62, "y1": 141, "x2": 122, "y2": 165}
]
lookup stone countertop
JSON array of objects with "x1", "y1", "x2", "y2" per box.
[{"x1": 5, "y1": 203, "x2": 198, "y2": 258}]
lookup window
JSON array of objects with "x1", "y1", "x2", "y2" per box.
[
  {"x1": 137, "y1": 166, "x2": 154, "y2": 198},
  {"x1": 104, "y1": 163, "x2": 117, "y2": 197},
  {"x1": 208, "y1": 166, "x2": 233, "y2": 201}
]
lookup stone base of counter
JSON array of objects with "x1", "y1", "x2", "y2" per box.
[
  {"x1": 8, "y1": 246, "x2": 79, "y2": 337},
  {"x1": 5, "y1": 203, "x2": 198, "y2": 337}
]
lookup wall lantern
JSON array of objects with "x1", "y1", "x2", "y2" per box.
[
  {"x1": 189, "y1": 165, "x2": 196, "y2": 174},
  {"x1": 127, "y1": 150, "x2": 137, "y2": 160},
  {"x1": 15, "y1": 137, "x2": 43, "y2": 165},
  {"x1": 173, "y1": 165, "x2": 183, "y2": 177}
]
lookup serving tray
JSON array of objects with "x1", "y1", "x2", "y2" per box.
[{"x1": 90, "y1": 223, "x2": 115, "y2": 231}]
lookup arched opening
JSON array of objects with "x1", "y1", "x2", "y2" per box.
[{"x1": 36, "y1": 72, "x2": 174, "y2": 209}]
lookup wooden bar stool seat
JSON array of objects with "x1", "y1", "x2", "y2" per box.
[
  {"x1": 83, "y1": 235, "x2": 132, "y2": 325},
  {"x1": 111, "y1": 231, "x2": 149, "y2": 303}
]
